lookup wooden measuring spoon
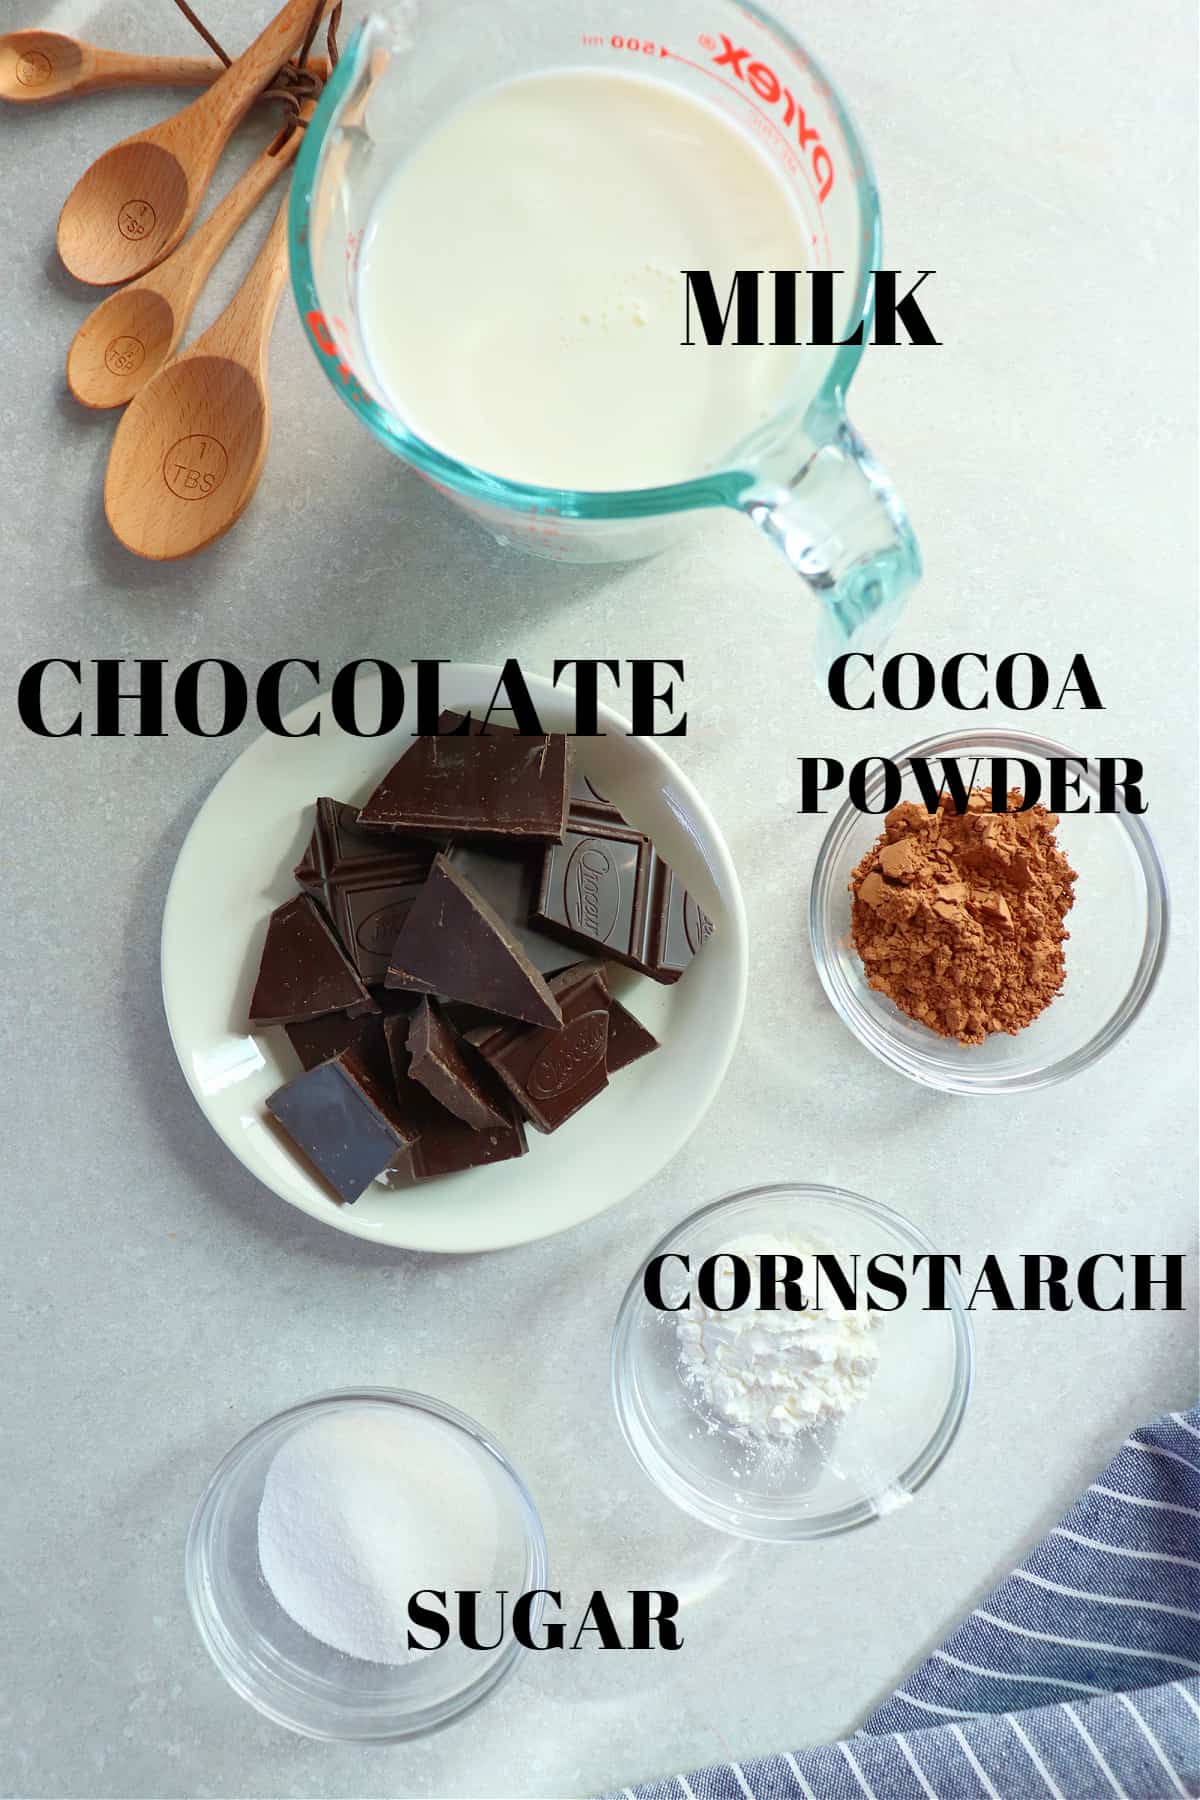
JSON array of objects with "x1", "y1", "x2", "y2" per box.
[
  {"x1": 0, "y1": 30, "x2": 328, "y2": 107},
  {"x1": 104, "y1": 189, "x2": 293, "y2": 559},
  {"x1": 57, "y1": 0, "x2": 332, "y2": 285},
  {"x1": 67, "y1": 128, "x2": 301, "y2": 409},
  {"x1": 0, "y1": 31, "x2": 222, "y2": 105}
]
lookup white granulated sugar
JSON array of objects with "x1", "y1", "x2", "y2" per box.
[
  {"x1": 676, "y1": 1237, "x2": 881, "y2": 1443},
  {"x1": 257, "y1": 1409, "x2": 502, "y2": 1665}
]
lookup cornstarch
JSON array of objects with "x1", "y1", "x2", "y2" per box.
[{"x1": 675, "y1": 1237, "x2": 881, "y2": 1443}]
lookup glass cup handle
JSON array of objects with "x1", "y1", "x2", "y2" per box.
[{"x1": 740, "y1": 415, "x2": 921, "y2": 663}]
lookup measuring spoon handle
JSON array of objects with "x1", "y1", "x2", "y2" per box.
[
  {"x1": 200, "y1": 188, "x2": 294, "y2": 366},
  {"x1": 176, "y1": 129, "x2": 302, "y2": 308},
  {"x1": 193, "y1": 0, "x2": 335, "y2": 140},
  {"x1": 80, "y1": 47, "x2": 227, "y2": 96},
  {"x1": 86, "y1": 47, "x2": 330, "y2": 96}
]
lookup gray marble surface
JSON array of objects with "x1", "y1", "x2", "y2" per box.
[{"x1": 1, "y1": 1, "x2": 1196, "y2": 1796}]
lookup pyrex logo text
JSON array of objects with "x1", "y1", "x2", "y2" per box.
[{"x1": 711, "y1": 34, "x2": 834, "y2": 201}]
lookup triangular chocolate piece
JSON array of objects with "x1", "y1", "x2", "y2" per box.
[
  {"x1": 384, "y1": 854, "x2": 562, "y2": 1029},
  {"x1": 606, "y1": 999, "x2": 659, "y2": 1074},
  {"x1": 248, "y1": 893, "x2": 377, "y2": 1026},
  {"x1": 405, "y1": 998, "x2": 507, "y2": 1130},
  {"x1": 442, "y1": 841, "x2": 567, "y2": 974},
  {"x1": 357, "y1": 711, "x2": 572, "y2": 842}
]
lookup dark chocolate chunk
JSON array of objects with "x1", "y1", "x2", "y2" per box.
[
  {"x1": 357, "y1": 711, "x2": 572, "y2": 842},
  {"x1": 293, "y1": 797, "x2": 436, "y2": 983},
  {"x1": 266, "y1": 1042, "x2": 420, "y2": 1204},
  {"x1": 294, "y1": 798, "x2": 388, "y2": 889},
  {"x1": 607, "y1": 1000, "x2": 660, "y2": 1074},
  {"x1": 532, "y1": 777, "x2": 714, "y2": 984},
  {"x1": 382, "y1": 1016, "x2": 527, "y2": 1181},
  {"x1": 330, "y1": 857, "x2": 435, "y2": 986},
  {"x1": 406, "y1": 998, "x2": 506, "y2": 1130},
  {"x1": 563, "y1": 774, "x2": 626, "y2": 827},
  {"x1": 440, "y1": 999, "x2": 516, "y2": 1037},
  {"x1": 443, "y1": 841, "x2": 568, "y2": 974},
  {"x1": 467, "y1": 962, "x2": 610, "y2": 1133},
  {"x1": 284, "y1": 992, "x2": 416, "y2": 1083},
  {"x1": 285, "y1": 1009, "x2": 375, "y2": 1073},
  {"x1": 248, "y1": 893, "x2": 377, "y2": 1026},
  {"x1": 385, "y1": 854, "x2": 563, "y2": 1029},
  {"x1": 380, "y1": 1104, "x2": 528, "y2": 1184}
]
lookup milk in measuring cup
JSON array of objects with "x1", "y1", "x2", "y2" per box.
[{"x1": 357, "y1": 67, "x2": 811, "y2": 491}]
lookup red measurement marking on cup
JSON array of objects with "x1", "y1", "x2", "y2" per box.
[
  {"x1": 667, "y1": 46, "x2": 833, "y2": 255},
  {"x1": 581, "y1": 31, "x2": 661, "y2": 54},
  {"x1": 304, "y1": 310, "x2": 371, "y2": 408},
  {"x1": 579, "y1": 27, "x2": 834, "y2": 257}
]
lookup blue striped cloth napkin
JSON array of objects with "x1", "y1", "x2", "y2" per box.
[{"x1": 604, "y1": 1408, "x2": 1200, "y2": 1799}]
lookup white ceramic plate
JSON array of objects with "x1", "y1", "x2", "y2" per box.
[{"x1": 161, "y1": 666, "x2": 747, "y2": 1251}]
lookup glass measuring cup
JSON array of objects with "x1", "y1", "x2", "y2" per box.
[{"x1": 289, "y1": 0, "x2": 921, "y2": 655}]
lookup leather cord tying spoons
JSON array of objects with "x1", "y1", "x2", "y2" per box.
[{"x1": 171, "y1": 0, "x2": 342, "y2": 139}]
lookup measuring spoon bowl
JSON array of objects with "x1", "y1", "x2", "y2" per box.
[
  {"x1": 0, "y1": 31, "x2": 85, "y2": 102},
  {"x1": 67, "y1": 127, "x2": 300, "y2": 408},
  {"x1": 104, "y1": 191, "x2": 290, "y2": 559},
  {"x1": 57, "y1": 136, "x2": 194, "y2": 286},
  {"x1": 69, "y1": 289, "x2": 176, "y2": 409},
  {"x1": 108, "y1": 355, "x2": 270, "y2": 557}
]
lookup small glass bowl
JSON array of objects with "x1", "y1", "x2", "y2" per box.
[
  {"x1": 809, "y1": 728, "x2": 1168, "y2": 1093},
  {"x1": 185, "y1": 1389, "x2": 547, "y2": 1742},
  {"x1": 611, "y1": 1184, "x2": 973, "y2": 1541}
]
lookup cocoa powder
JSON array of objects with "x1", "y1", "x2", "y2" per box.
[{"x1": 848, "y1": 790, "x2": 1077, "y2": 1045}]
